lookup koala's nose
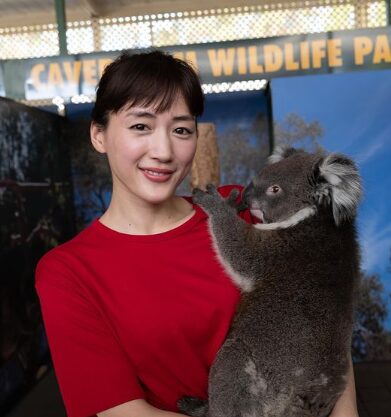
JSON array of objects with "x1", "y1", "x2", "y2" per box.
[{"x1": 243, "y1": 182, "x2": 254, "y2": 205}]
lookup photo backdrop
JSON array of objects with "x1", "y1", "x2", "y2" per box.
[
  {"x1": 0, "y1": 98, "x2": 75, "y2": 413},
  {"x1": 272, "y1": 69, "x2": 391, "y2": 361}
]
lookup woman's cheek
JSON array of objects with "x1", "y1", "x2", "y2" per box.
[{"x1": 178, "y1": 139, "x2": 198, "y2": 165}]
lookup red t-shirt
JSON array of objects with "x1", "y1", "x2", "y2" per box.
[{"x1": 35, "y1": 186, "x2": 255, "y2": 417}]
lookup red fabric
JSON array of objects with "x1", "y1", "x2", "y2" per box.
[{"x1": 35, "y1": 185, "x2": 255, "y2": 417}]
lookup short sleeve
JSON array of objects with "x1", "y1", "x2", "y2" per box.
[{"x1": 35, "y1": 253, "x2": 145, "y2": 417}]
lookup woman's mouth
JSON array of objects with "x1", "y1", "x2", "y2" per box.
[{"x1": 140, "y1": 167, "x2": 175, "y2": 183}]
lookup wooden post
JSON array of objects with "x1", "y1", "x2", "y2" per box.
[{"x1": 191, "y1": 123, "x2": 220, "y2": 190}]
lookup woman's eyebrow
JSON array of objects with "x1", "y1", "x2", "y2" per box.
[
  {"x1": 173, "y1": 115, "x2": 195, "y2": 122},
  {"x1": 124, "y1": 111, "x2": 194, "y2": 122},
  {"x1": 125, "y1": 110, "x2": 155, "y2": 118}
]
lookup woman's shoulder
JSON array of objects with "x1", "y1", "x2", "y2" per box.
[
  {"x1": 35, "y1": 220, "x2": 101, "y2": 290},
  {"x1": 37, "y1": 220, "x2": 93, "y2": 262}
]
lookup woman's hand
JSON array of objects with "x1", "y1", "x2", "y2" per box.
[
  {"x1": 97, "y1": 399, "x2": 187, "y2": 417},
  {"x1": 329, "y1": 356, "x2": 359, "y2": 417}
]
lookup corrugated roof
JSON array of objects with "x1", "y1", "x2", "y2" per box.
[{"x1": 0, "y1": 0, "x2": 283, "y2": 28}]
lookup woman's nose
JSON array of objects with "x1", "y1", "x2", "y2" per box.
[{"x1": 148, "y1": 130, "x2": 173, "y2": 161}]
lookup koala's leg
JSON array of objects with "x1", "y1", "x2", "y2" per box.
[
  {"x1": 193, "y1": 185, "x2": 260, "y2": 292},
  {"x1": 207, "y1": 340, "x2": 266, "y2": 417}
]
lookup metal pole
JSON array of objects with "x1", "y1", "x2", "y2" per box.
[
  {"x1": 54, "y1": 0, "x2": 68, "y2": 55},
  {"x1": 387, "y1": 0, "x2": 391, "y2": 26},
  {"x1": 265, "y1": 81, "x2": 275, "y2": 155}
]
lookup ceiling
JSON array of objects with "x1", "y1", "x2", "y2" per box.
[{"x1": 0, "y1": 0, "x2": 281, "y2": 28}]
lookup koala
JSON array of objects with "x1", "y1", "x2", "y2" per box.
[{"x1": 178, "y1": 147, "x2": 362, "y2": 417}]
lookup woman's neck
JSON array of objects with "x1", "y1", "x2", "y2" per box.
[{"x1": 99, "y1": 192, "x2": 195, "y2": 235}]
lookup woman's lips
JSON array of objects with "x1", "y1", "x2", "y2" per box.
[{"x1": 139, "y1": 167, "x2": 175, "y2": 183}]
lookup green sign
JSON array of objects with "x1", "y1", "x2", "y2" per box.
[{"x1": 1, "y1": 26, "x2": 390, "y2": 100}]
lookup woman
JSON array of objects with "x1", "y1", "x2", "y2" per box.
[{"x1": 35, "y1": 51, "x2": 359, "y2": 417}]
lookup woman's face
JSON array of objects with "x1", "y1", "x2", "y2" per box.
[{"x1": 91, "y1": 94, "x2": 197, "y2": 206}]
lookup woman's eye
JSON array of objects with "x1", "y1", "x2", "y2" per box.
[
  {"x1": 266, "y1": 185, "x2": 281, "y2": 195},
  {"x1": 174, "y1": 127, "x2": 193, "y2": 135},
  {"x1": 130, "y1": 124, "x2": 147, "y2": 131}
]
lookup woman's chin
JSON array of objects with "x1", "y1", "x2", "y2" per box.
[{"x1": 141, "y1": 189, "x2": 176, "y2": 206}]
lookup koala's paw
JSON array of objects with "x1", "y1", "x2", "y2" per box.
[
  {"x1": 192, "y1": 184, "x2": 223, "y2": 211},
  {"x1": 177, "y1": 396, "x2": 208, "y2": 417},
  {"x1": 193, "y1": 185, "x2": 242, "y2": 220},
  {"x1": 226, "y1": 188, "x2": 241, "y2": 208}
]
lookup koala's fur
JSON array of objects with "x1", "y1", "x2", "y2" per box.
[{"x1": 178, "y1": 147, "x2": 362, "y2": 417}]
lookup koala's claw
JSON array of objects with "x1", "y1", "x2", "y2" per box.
[
  {"x1": 193, "y1": 184, "x2": 240, "y2": 216},
  {"x1": 226, "y1": 188, "x2": 240, "y2": 207},
  {"x1": 177, "y1": 396, "x2": 208, "y2": 417},
  {"x1": 206, "y1": 184, "x2": 218, "y2": 195},
  {"x1": 192, "y1": 184, "x2": 223, "y2": 210},
  {"x1": 192, "y1": 187, "x2": 208, "y2": 205}
]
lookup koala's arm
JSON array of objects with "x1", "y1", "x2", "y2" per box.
[
  {"x1": 193, "y1": 186, "x2": 267, "y2": 292},
  {"x1": 329, "y1": 357, "x2": 359, "y2": 417}
]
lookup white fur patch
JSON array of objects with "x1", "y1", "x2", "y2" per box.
[
  {"x1": 207, "y1": 219, "x2": 254, "y2": 292},
  {"x1": 321, "y1": 171, "x2": 342, "y2": 186},
  {"x1": 318, "y1": 373, "x2": 329, "y2": 386},
  {"x1": 294, "y1": 368, "x2": 305, "y2": 377},
  {"x1": 267, "y1": 146, "x2": 286, "y2": 164},
  {"x1": 320, "y1": 154, "x2": 355, "y2": 182},
  {"x1": 244, "y1": 359, "x2": 268, "y2": 395},
  {"x1": 249, "y1": 208, "x2": 264, "y2": 223},
  {"x1": 253, "y1": 206, "x2": 316, "y2": 231},
  {"x1": 263, "y1": 393, "x2": 291, "y2": 415}
]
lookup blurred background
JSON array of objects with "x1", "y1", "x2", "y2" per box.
[{"x1": 0, "y1": 0, "x2": 390, "y2": 416}]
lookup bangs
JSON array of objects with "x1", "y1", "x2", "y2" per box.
[
  {"x1": 122, "y1": 75, "x2": 182, "y2": 115},
  {"x1": 92, "y1": 51, "x2": 204, "y2": 127}
]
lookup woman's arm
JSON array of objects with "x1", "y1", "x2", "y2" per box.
[
  {"x1": 329, "y1": 356, "x2": 359, "y2": 417},
  {"x1": 97, "y1": 399, "x2": 186, "y2": 417},
  {"x1": 97, "y1": 359, "x2": 359, "y2": 417}
]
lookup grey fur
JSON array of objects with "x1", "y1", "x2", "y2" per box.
[{"x1": 178, "y1": 147, "x2": 362, "y2": 417}]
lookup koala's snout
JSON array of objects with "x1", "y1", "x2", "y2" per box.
[
  {"x1": 243, "y1": 182, "x2": 254, "y2": 206},
  {"x1": 243, "y1": 183, "x2": 265, "y2": 222},
  {"x1": 243, "y1": 182, "x2": 261, "y2": 210}
]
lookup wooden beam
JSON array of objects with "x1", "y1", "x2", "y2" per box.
[{"x1": 80, "y1": 0, "x2": 105, "y2": 17}]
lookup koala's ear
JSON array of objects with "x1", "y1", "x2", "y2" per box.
[
  {"x1": 268, "y1": 146, "x2": 299, "y2": 164},
  {"x1": 314, "y1": 153, "x2": 362, "y2": 226}
]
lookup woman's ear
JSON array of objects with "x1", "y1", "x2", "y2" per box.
[{"x1": 90, "y1": 122, "x2": 107, "y2": 154}]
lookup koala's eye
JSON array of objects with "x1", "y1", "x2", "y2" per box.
[{"x1": 266, "y1": 185, "x2": 281, "y2": 195}]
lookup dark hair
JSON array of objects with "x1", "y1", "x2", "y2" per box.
[{"x1": 91, "y1": 50, "x2": 204, "y2": 128}]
